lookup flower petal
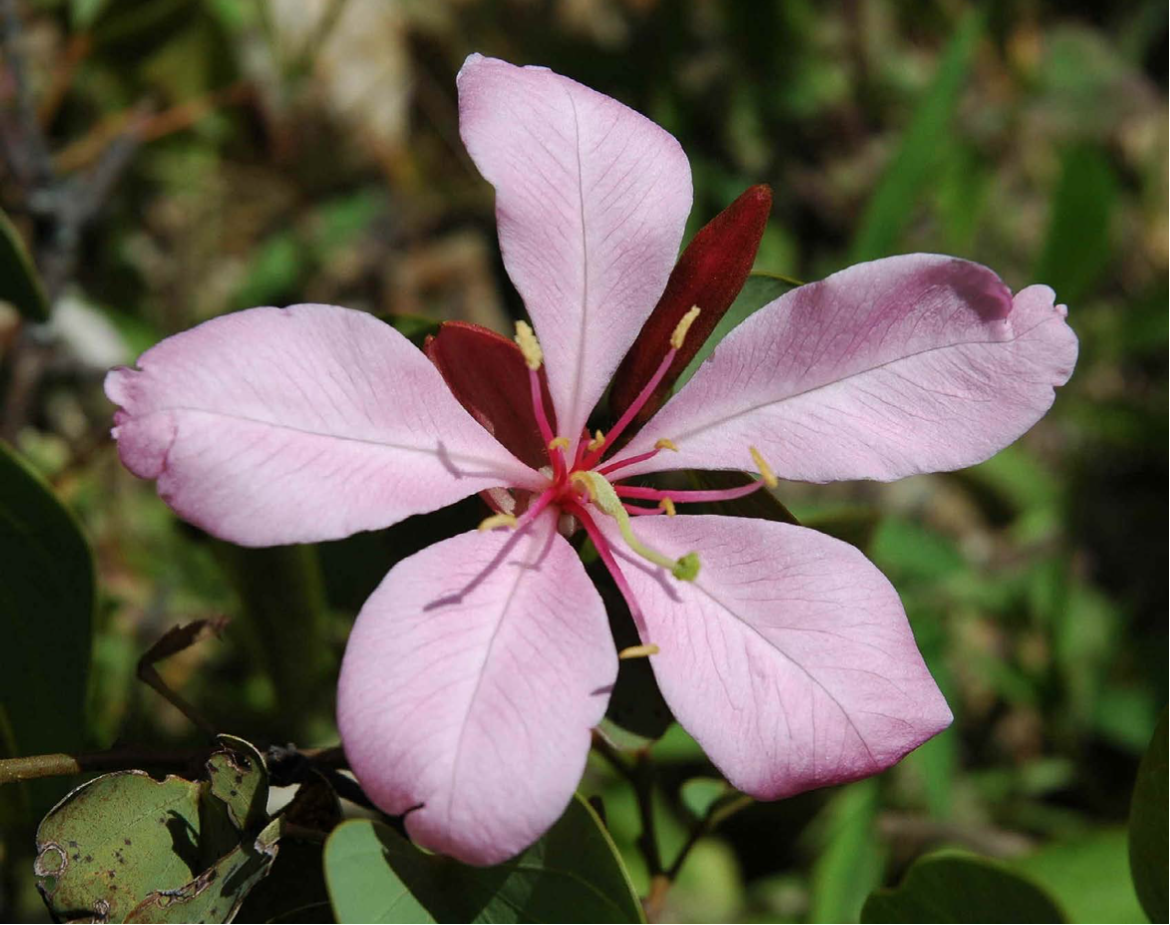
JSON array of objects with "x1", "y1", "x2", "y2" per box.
[
  {"x1": 609, "y1": 184, "x2": 773, "y2": 425},
  {"x1": 105, "y1": 304, "x2": 543, "y2": 546},
  {"x1": 595, "y1": 514, "x2": 951, "y2": 799},
  {"x1": 337, "y1": 511, "x2": 617, "y2": 865},
  {"x1": 457, "y1": 53, "x2": 692, "y2": 445},
  {"x1": 617, "y1": 255, "x2": 1078, "y2": 482},
  {"x1": 425, "y1": 320, "x2": 555, "y2": 470}
]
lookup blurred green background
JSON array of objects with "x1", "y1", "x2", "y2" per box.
[{"x1": 0, "y1": 0, "x2": 1165, "y2": 921}]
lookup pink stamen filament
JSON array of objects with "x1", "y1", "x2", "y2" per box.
[
  {"x1": 623, "y1": 503, "x2": 665, "y2": 516},
  {"x1": 529, "y1": 367, "x2": 565, "y2": 478},
  {"x1": 581, "y1": 345, "x2": 677, "y2": 470},
  {"x1": 515, "y1": 486, "x2": 557, "y2": 531},
  {"x1": 565, "y1": 500, "x2": 648, "y2": 635},
  {"x1": 573, "y1": 428, "x2": 592, "y2": 470},
  {"x1": 614, "y1": 480, "x2": 766, "y2": 504},
  {"x1": 596, "y1": 447, "x2": 661, "y2": 477}
]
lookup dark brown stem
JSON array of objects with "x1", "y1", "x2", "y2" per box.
[
  {"x1": 592, "y1": 735, "x2": 668, "y2": 917},
  {"x1": 665, "y1": 793, "x2": 754, "y2": 881},
  {"x1": 0, "y1": 743, "x2": 347, "y2": 787}
]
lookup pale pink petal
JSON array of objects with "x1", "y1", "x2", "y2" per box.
[
  {"x1": 105, "y1": 304, "x2": 544, "y2": 546},
  {"x1": 618, "y1": 256, "x2": 1078, "y2": 482},
  {"x1": 337, "y1": 511, "x2": 616, "y2": 865},
  {"x1": 594, "y1": 514, "x2": 951, "y2": 798},
  {"x1": 458, "y1": 54, "x2": 692, "y2": 445}
]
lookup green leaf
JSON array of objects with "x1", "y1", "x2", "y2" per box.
[
  {"x1": 323, "y1": 795, "x2": 644, "y2": 923},
  {"x1": 673, "y1": 273, "x2": 793, "y2": 392},
  {"x1": 849, "y1": 9, "x2": 984, "y2": 263},
  {"x1": 1034, "y1": 145, "x2": 1117, "y2": 304},
  {"x1": 1012, "y1": 828, "x2": 1145, "y2": 924},
  {"x1": 207, "y1": 734, "x2": 269, "y2": 833},
  {"x1": 34, "y1": 771, "x2": 240, "y2": 922},
  {"x1": 34, "y1": 756, "x2": 283, "y2": 924},
  {"x1": 125, "y1": 818, "x2": 282, "y2": 922},
  {"x1": 1129, "y1": 711, "x2": 1167, "y2": 923},
  {"x1": 809, "y1": 780, "x2": 885, "y2": 923},
  {"x1": 862, "y1": 851, "x2": 1067, "y2": 923},
  {"x1": 0, "y1": 443, "x2": 93, "y2": 769},
  {"x1": 0, "y1": 207, "x2": 49, "y2": 321}
]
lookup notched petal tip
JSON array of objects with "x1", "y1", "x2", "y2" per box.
[
  {"x1": 102, "y1": 364, "x2": 138, "y2": 409},
  {"x1": 112, "y1": 411, "x2": 178, "y2": 481}
]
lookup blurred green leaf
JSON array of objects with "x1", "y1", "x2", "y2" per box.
[
  {"x1": 649, "y1": 723, "x2": 706, "y2": 764},
  {"x1": 801, "y1": 506, "x2": 881, "y2": 552},
  {"x1": 323, "y1": 795, "x2": 644, "y2": 923},
  {"x1": 383, "y1": 313, "x2": 443, "y2": 347},
  {"x1": 234, "y1": 232, "x2": 302, "y2": 309},
  {"x1": 214, "y1": 543, "x2": 331, "y2": 738},
  {"x1": 0, "y1": 443, "x2": 93, "y2": 769},
  {"x1": 71, "y1": 0, "x2": 112, "y2": 30},
  {"x1": 1013, "y1": 828, "x2": 1146, "y2": 923},
  {"x1": 680, "y1": 777, "x2": 730, "y2": 819},
  {"x1": 1094, "y1": 685, "x2": 1160, "y2": 754},
  {"x1": 673, "y1": 273, "x2": 793, "y2": 392},
  {"x1": 850, "y1": 9, "x2": 984, "y2": 263},
  {"x1": 809, "y1": 781, "x2": 885, "y2": 923},
  {"x1": 1129, "y1": 711, "x2": 1167, "y2": 923},
  {"x1": 667, "y1": 837, "x2": 743, "y2": 922},
  {"x1": 868, "y1": 517, "x2": 964, "y2": 584},
  {"x1": 0, "y1": 207, "x2": 49, "y2": 321},
  {"x1": 861, "y1": 851, "x2": 1067, "y2": 923},
  {"x1": 1034, "y1": 145, "x2": 1117, "y2": 304}
]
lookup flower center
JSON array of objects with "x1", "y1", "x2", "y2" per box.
[{"x1": 478, "y1": 311, "x2": 779, "y2": 649}]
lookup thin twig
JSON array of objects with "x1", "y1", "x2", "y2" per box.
[
  {"x1": 0, "y1": 742, "x2": 348, "y2": 787},
  {"x1": 665, "y1": 792, "x2": 754, "y2": 881},
  {"x1": 0, "y1": 747, "x2": 212, "y2": 785},
  {"x1": 135, "y1": 617, "x2": 230, "y2": 737}
]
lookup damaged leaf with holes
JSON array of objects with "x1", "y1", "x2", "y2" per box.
[{"x1": 34, "y1": 738, "x2": 279, "y2": 923}]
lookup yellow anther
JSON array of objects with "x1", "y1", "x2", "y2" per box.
[
  {"x1": 659, "y1": 497, "x2": 677, "y2": 517},
  {"x1": 587, "y1": 430, "x2": 606, "y2": 453},
  {"x1": 654, "y1": 438, "x2": 679, "y2": 452},
  {"x1": 514, "y1": 320, "x2": 543, "y2": 370},
  {"x1": 749, "y1": 446, "x2": 778, "y2": 489},
  {"x1": 548, "y1": 436, "x2": 570, "y2": 452},
  {"x1": 477, "y1": 513, "x2": 518, "y2": 532},
  {"x1": 670, "y1": 306, "x2": 701, "y2": 349},
  {"x1": 619, "y1": 643, "x2": 660, "y2": 660}
]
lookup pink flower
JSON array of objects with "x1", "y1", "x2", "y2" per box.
[{"x1": 105, "y1": 54, "x2": 1078, "y2": 865}]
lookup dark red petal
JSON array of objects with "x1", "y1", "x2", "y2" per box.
[
  {"x1": 425, "y1": 321, "x2": 555, "y2": 471},
  {"x1": 609, "y1": 184, "x2": 772, "y2": 424}
]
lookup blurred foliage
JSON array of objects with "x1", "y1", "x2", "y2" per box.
[{"x1": 0, "y1": 0, "x2": 1165, "y2": 921}]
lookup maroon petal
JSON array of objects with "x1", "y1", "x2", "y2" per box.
[
  {"x1": 425, "y1": 321, "x2": 555, "y2": 471},
  {"x1": 609, "y1": 184, "x2": 772, "y2": 424}
]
